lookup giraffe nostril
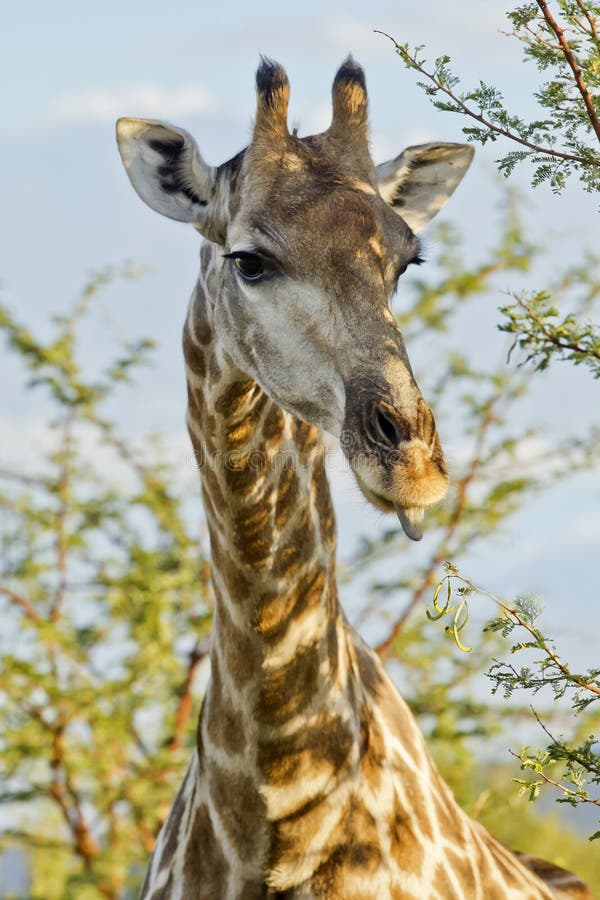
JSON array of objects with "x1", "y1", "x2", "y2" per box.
[{"x1": 366, "y1": 404, "x2": 405, "y2": 450}]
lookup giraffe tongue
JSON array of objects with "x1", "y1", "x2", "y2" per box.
[{"x1": 395, "y1": 506, "x2": 424, "y2": 542}]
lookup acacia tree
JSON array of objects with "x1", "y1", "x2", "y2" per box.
[
  {"x1": 0, "y1": 274, "x2": 213, "y2": 898},
  {"x1": 372, "y1": 0, "x2": 600, "y2": 843}
]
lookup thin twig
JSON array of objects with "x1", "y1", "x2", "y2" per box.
[
  {"x1": 450, "y1": 572, "x2": 600, "y2": 698},
  {"x1": 375, "y1": 29, "x2": 599, "y2": 167},
  {"x1": 509, "y1": 745, "x2": 600, "y2": 806},
  {"x1": 0, "y1": 585, "x2": 39, "y2": 623},
  {"x1": 532, "y1": 707, "x2": 600, "y2": 774},
  {"x1": 0, "y1": 467, "x2": 48, "y2": 486},
  {"x1": 31, "y1": 709, "x2": 101, "y2": 871},
  {"x1": 508, "y1": 290, "x2": 600, "y2": 362}
]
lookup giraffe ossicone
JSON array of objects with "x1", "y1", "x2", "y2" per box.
[{"x1": 117, "y1": 57, "x2": 591, "y2": 900}]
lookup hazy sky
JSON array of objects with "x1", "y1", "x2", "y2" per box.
[{"x1": 1, "y1": 1, "x2": 599, "y2": 668}]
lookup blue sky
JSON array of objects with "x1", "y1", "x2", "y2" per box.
[{"x1": 1, "y1": 0, "x2": 599, "y2": 671}]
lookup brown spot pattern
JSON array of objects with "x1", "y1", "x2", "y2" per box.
[
  {"x1": 271, "y1": 529, "x2": 312, "y2": 580},
  {"x1": 432, "y1": 862, "x2": 461, "y2": 898},
  {"x1": 358, "y1": 707, "x2": 385, "y2": 793},
  {"x1": 254, "y1": 567, "x2": 327, "y2": 643},
  {"x1": 180, "y1": 801, "x2": 230, "y2": 897},
  {"x1": 183, "y1": 327, "x2": 207, "y2": 378},
  {"x1": 274, "y1": 464, "x2": 301, "y2": 530},
  {"x1": 263, "y1": 404, "x2": 286, "y2": 443},
  {"x1": 212, "y1": 599, "x2": 261, "y2": 689},
  {"x1": 310, "y1": 798, "x2": 382, "y2": 896},
  {"x1": 257, "y1": 640, "x2": 322, "y2": 724},
  {"x1": 233, "y1": 500, "x2": 274, "y2": 568},
  {"x1": 208, "y1": 767, "x2": 265, "y2": 863},
  {"x1": 157, "y1": 781, "x2": 186, "y2": 873},
  {"x1": 291, "y1": 418, "x2": 320, "y2": 463},
  {"x1": 388, "y1": 805, "x2": 425, "y2": 875},
  {"x1": 206, "y1": 661, "x2": 246, "y2": 755},
  {"x1": 312, "y1": 453, "x2": 335, "y2": 543},
  {"x1": 260, "y1": 711, "x2": 353, "y2": 788},
  {"x1": 215, "y1": 377, "x2": 257, "y2": 419}
]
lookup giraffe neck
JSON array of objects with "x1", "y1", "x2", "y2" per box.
[
  {"x1": 182, "y1": 241, "x2": 359, "y2": 862},
  {"x1": 141, "y1": 241, "x2": 590, "y2": 899}
]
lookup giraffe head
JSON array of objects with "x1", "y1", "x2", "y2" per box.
[{"x1": 116, "y1": 58, "x2": 473, "y2": 540}]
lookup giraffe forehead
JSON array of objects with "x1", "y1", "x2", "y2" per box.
[{"x1": 233, "y1": 181, "x2": 417, "y2": 286}]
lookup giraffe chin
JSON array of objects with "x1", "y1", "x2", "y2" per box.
[{"x1": 353, "y1": 474, "x2": 425, "y2": 541}]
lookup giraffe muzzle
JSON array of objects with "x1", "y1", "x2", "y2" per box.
[{"x1": 342, "y1": 388, "x2": 448, "y2": 540}]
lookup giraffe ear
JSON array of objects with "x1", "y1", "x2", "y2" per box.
[
  {"x1": 376, "y1": 143, "x2": 474, "y2": 234},
  {"x1": 116, "y1": 117, "x2": 219, "y2": 235}
]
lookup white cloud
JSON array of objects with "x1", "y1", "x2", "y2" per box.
[{"x1": 48, "y1": 83, "x2": 214, "y2": 124}]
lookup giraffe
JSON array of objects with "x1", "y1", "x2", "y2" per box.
[{"x1": 116, "y1": 58, "x2": 592, "y2": 900}]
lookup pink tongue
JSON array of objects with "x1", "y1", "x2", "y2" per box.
[{"x1": 395, "y1": 506, "x2": 424, "y2": 542}]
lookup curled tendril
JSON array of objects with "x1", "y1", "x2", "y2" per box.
[{"x1": 427, "y1": 578, "x2": 472, "y2": 652}]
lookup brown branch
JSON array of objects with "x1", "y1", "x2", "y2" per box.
[
  {"x1": 166, "y1": 640, "x2": 209, "y2": 751},
  {"x1": 47, "y1": 720, "x2": 101, "y2": 870},
  {"x1": 574, "y1": 0, "x2": 600, "y2": 51},
  {"x1": 509, "y1": 747, "x2": 600, "y2": 806},
  {"x1": 500, "y1": 23, "x2": 561, "y2": 54},
  {"x1": 536, "y1": 0, "x2": 600, "y2": 144},
  {"x1": 509, "y1": 291, "x2": 600, "y2": 362},
  {"x1": 375, "y1": 30, "x2": 599, "y2": 167},
  {"x1": 507, "y1": 604, "x2": 600, "y2": 698},
  {"x1": 0, "y1": 585, "x2": 39, "y2": 623},
  {"x1": 445, "y1": 572, "x2": 600, "y2": 699}
]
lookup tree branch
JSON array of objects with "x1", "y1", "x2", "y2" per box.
[
  {"x1": 0, "y1": 584, "x2": 39, "y2": 623},
  {"x1": 46, "y1": 719, "x2": 101, "y2": 870},
  {"x1": 375, "y1": 29, "x2": 598, "y2": 167},
  {"x1": 536, "y1": 0, "x2": 600, "y2": 144},
  {"x1": 446, "y1": 572, "x2": 600, "y2": 699},
  {"x1": 510, "y1": 747, "x2": 600, "y2": 806},
  {"x1": 166, "y1": 640, "x2": 209, "y2": 751},
  {"x1": 574, "y1": 0, "x2": 600, "y2": 52},
  {"x1": 507, "y1": 291, "x2": 600, "y2": 363}
]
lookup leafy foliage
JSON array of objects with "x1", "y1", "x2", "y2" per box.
[
  {"x1": 0, "y1": 273, "x2": 212, "y2": 898},
  {"x1": 501, "y1": 283, "x2": 600, "y2": 377},
  {"x1": 422, "y1": 566, "x2": 600, "y2": 841},
  {"x1": 378, "y1": 1, "x2": 600, "y2": 193}
]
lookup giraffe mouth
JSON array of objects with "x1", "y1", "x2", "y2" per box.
[{"x1": 353, "y1": 472, "x2": 425, "y2": 541}]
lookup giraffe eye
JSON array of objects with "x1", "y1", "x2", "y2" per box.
[{"x1": 229, "y1": 252, "x2": 264, "y2": 282}]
